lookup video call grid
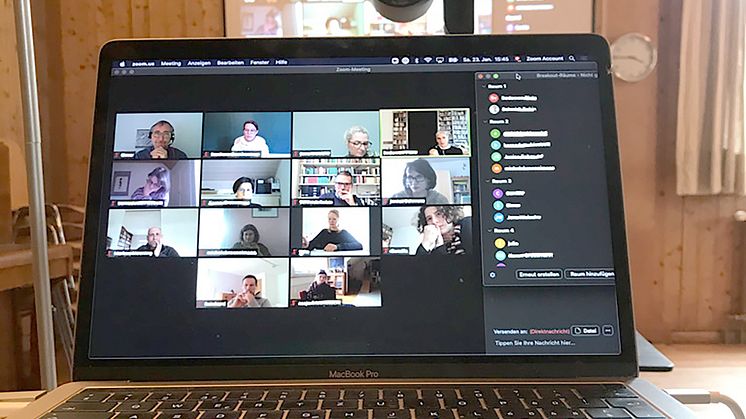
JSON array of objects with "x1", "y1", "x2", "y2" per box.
[{"x1": 103, "y1": 109, "x2": 478, "y2": 309}]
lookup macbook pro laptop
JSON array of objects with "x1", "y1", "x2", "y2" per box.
[{"x1": 14, "y1": 35, "x2": 695, "y2": 419}]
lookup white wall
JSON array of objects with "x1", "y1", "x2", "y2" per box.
[{"x1": 114, "y1": 113, "x2": 203, "y2": 157}]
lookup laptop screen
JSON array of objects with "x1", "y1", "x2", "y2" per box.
[{"x1": 84, "y1": 37, "x2": 628, "y2": 365}]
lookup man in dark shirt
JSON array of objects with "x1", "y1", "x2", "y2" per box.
[
  {"x1": 306, "y1": 270, "x2": 337, "y2": 301},
  {"x1": 303, "y1": 209, "x2": 363, "y2": 252},
  {"x1": 134, "y1": 120, "x2": 188, "y2": 160},
  {"x1": 319, "y1": 171, "x2": 363, "y2": 206},
  {"x1": 136, "y1": 226, "x2": 180, "y2": 257}
]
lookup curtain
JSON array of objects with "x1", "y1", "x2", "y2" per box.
[{"x1": 676, "y1": 0, "x2": 746, "y2": 195}]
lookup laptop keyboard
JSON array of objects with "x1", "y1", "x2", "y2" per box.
[{"x1": 40, "y1": 384, "x2": 665, "y2": 419}]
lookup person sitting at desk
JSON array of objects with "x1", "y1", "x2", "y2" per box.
[
  {"x1": 227, "y1": 274, "x2": 272, "y2": 308},
  {"x1": 428, "y1": 130, "x2": 464, "y2": 156},
  {"x1": 306, "y1": 270, "x2": 337, "y2": 301},
  {"x1": 302, "y1": 209, "x2": 362, "y2": 252},
  {"x1": 135, "y1": 227, "x2": 180, "y2": 257},
  {"x1": 130, "y1": 166, "x2": 170, "y2": 205},
  {"x1": 318, "y1": 171, "x2": 363, "y2": 206},
  {"x1": 232, "y1": 223, "x2": 271, "y2": 256},
  {"x1": 231, "y1": 120, "x2": 270, "y2": 156},
  {"x1": 232, "y1": 176, "x2": 262, "y2": 207},
  {"x1": 391, "y1": 158, "x2": 449, "y2": 204},
  {"x1": 134, "y1": 120, "x2": 188, "y2": 160}
]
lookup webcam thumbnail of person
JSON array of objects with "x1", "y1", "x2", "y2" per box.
[
  {"x1": 292, "y1": 111, "x2": 380, "y2": 158},
  {"x1": 380, "y1": 157, "x2": 471, "y2": 206},
  {"x1": 106, "y1": 208, "x2": 198, "y2": 257},
  {"x1": 293, "y1": 207, "x2": 371, "y2": 257},
  {"x1": 109, "y1": 160, "x2": 201, "y2": 208},
  {"x1": 289, "y1": 257, "x2": 381, "y2": 308},
  {"x1": 198, "y1": 208, "x2": 290, "y2": 257},
  {"x1": 380, "y1": 108, "x2": 471, "y2": 157},
  {"x1": 196, "y1": 258, "x2": 289, "y2": 309},
  {"x1": 382, "y1": 205, "x2": 473, "y2": 256},
  {"x1": 113, "y1": 113, "x2": 203, "y2": 159},
  {"x1": 202, "y1": 112, "x2": 291, "y2": 158},
  {"x1": 201, "y1": 159, "x2": 290, "y2": 207},
  {"x1": 291, "y1": 158, "x2": 380, "y2": 207}
]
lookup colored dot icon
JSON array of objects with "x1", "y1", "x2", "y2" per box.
[
  {"x1": 493, "y1": 200, "x2": 504, "y2": 211},
  {"x1": 492, "y1": 188, "x2": 504, "y2": 199},
  {"x1": 493, "y1": 212, "x2": 505, "y2": 223},
  {"x1": 494, "y1": 238, "x2": 506, "y2": 249},
  {"x1": 488, "y1": 93, "x2": 499, "y2": 103},
  {"x1": 491, "y1": 152, "x2": 502, "y2": 162},
  {"x1": 490, "y1": 140, "x2": 502, "y2": 150},
  {"x1": 488, "y1": 105, "x2": 500, "y2": 114},
  {"x1": 495, "y1": 250, "x2": 507, "y2": 261},
  {"x1": 490, "y1": 129, "x2": 501, "y2": 139},
  {"x1": 491, "y1": 163, "x2": 503, "y2": 174}
]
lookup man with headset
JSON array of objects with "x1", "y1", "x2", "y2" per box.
[{"x1": 134, "y1": 120, "x2": 188, "y2": 159}]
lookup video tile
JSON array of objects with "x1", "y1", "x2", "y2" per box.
[
  {"x1": 291, "y1": 158, "x2": 380, "y2": 206},
  {"x1": 292, "y1": 111, "x2": 380, "y2": 158},
  {"x1": 198, "y1": 208, "x2": 290, "y2": 257},
  {"x1": 382, "y1": 205, "x2": 472, "y2": 256},
  {"x1": 380, "y1": 108, "x2": 470, "y2": 156},
  {"x1": 113, "y1": 113, "x2": 203, "y2": 159},
  {"x1": 202, "y1": 112, "x2": 291, "y2": 158},
  {"x1": 110, "y1": 160, "x2": 200, "y2": 208},
  {"x1": 289, "y1": 257, "x2": 381, "y2": 307},
  {"x1": 380, "y1": 157, "x2": 471, "y2": 206},
  {"x1": 201, "y1": 159, "x2": 290, "y2": 207},
  {"x1": 196, "y1": 258, "x2": 290, "y2": 308},
  {"x1": 106, "y1": 208, "x2": 198, "y2": 257}
]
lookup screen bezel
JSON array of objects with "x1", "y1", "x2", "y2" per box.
[{"x1": 74, "y1": 34, "x2": 637, "y2": 381}]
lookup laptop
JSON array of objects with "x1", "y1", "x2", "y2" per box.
[{"x1": 14, "y1": 35, "x2": 695, "y2": 419}]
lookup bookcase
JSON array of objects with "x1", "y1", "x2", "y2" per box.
[
  {"x1": 297, "y1": 158, "x2": 380, "y2": 199},
  {"x1": 328, "y1": 271, "x2": 347, "y2": 295},
  {"x1": 437, "y1": 109, "x2": 470, "y2": 151},
  {"x1": 384, "y1": 111, "x2": 408, "y2": 150},
  {"x1": 452, "y1": 176, "x2": 471, "y2": 204}
]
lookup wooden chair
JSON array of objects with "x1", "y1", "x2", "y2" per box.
[{"x1": 11, "y1": 204, "x2": 77, "y2": 373}]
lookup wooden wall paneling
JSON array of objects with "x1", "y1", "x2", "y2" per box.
[
  {"x1": 656, "y1": 0, "x2": 685, "y2": 343},
  {"x1": 148, "y1": 0, "x2": 184, "y2": 37},
  {"x1": 694, "y1": 197, "x2": 718, "y2": 331},
  {"x1": 596, "y1": 0, "x2": 665, "y2": 340},
  {"x1": 184, "y1": 0, "x2": 225, "y2": 37},
  {"x1": 110, "y1": 0, "x2": 134, "y2": 39},
  {"x1": 31, "y1": 0, "x2": 68, "y2": 205},
  {"x1": 737, "y1": 196, "x2": 746, "y2": 314},
  {"x1": 0, "y1": 143, "x2": 11, "y2": 243},
  {"x1": 59, "y1": 1, "x2": 98, "y2": 205},
  {"x1": 131, "y1": 0, "x2": 151, "y2": 38},
  {"x1": 715, "y1": 196, "x2": 738, "y2": 331},
  {"x1": 0, "y1": 0, "x2": 29, "y2": 210}
]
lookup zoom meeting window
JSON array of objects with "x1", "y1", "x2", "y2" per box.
[{"x1": 90, "y1": 56, "x2": 620, "y2": 359}]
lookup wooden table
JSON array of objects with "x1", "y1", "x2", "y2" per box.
[
  {"x1": 0, "y1": 244, "x2": 74, "y2": 391},
  {"x1": 642, "y1": 344, "x2": 746, "y2": 418}
]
